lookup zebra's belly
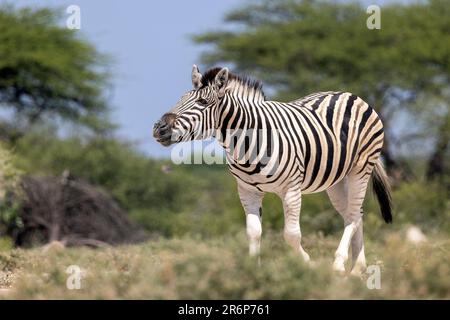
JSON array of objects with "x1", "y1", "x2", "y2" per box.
[
  {"x1": 227, "y1": 157, "x2": 304, "y2": 194},
  {"x1": 299, "y1": 150, "x2": 358, "y2": 194},
  {"x1": 228, "y1": 154, "x2": 358, "y2": 195},
  {"x1": 300, "y1": 174, "x2": 346, "y2": 194},
  {"x1": 228, "y1": 165, "x2": 346, "y2": 194}
]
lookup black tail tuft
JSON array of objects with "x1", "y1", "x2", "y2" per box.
[{"x1": 372, "y1": 159, "x2": 393, "y2": 223}]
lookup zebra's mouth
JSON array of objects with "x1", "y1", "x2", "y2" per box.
[
  {"x1": 156, "y1": 136, "x2": 175, "y2": 146},
  {"x1": 153, "y1": 125, "x2": 175, "y2": 146},
  {"x1": 153, "y1": 130, "x2": 174, "y2": 146}
]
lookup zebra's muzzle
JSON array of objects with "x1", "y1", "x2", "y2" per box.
[{"x1": 153, "y1": 113, "x2": 177, "y2": 146}]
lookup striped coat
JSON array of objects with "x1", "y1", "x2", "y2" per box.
[{"x1": 223, "y1": 91, "x2": 384, "y2": 195}]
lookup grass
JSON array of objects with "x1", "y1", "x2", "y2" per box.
[{"x1": 0, "y1": 231, "x2": 449, "y2": 299}]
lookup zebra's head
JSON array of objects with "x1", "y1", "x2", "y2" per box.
[{"x1": 153, "y1": 65, "x2": 229, "y2": 146}]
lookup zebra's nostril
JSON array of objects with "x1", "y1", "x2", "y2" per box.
[
  {"x1": 153, "y1": 121, "x2": 161, "y2": 132},
  {"x1": 154, "y1": 122, "x2": 172, "y2": 139},
  {"x1": 153, "y1": 121, "x2": 167, "y2": 139}
]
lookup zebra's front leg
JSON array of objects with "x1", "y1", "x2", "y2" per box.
[
  {"x1": 281, "y1": 187, "x2": 310, "y2": 262},
  {"x1": 237, "y1": 182, "x2": 264, "y2": 257}
]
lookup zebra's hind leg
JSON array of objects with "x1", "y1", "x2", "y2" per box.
[
  {"x1": 349, "y1": 215, "x2": 366, "y2": 276},
  {"x1": 326, "y1": 178, "x2": 350, "y2": 273},
  {"x1": 281, "y1": 186, "x2": 310, "y2": 262},
  {"x1": 330, "y1": 171, "x2": 370, "y2": 275},
  {"x1": 237, "y1": 182, "x2": 264, "y2": 258}
]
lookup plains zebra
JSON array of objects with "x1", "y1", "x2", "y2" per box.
[{"x1": 153, "y1": 66, "x2": 392, "y2": 274}]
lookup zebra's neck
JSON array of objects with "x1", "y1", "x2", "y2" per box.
[
  {"x1": 225, "y1": 79, "x2": 266, "y2": 103},
  {"x1": 216, "y1": 84, "x2": 266, "y2": 151}
]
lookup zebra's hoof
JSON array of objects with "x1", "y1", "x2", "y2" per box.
[
  {"x1": 349, "y1": 265, "x2": 366, "y2": 278},
  {"x1": 332, "y1": 261, "x2": 346, "y2": 275},
  {"x1": 306, "y1": 259, "x2": 318, "y2": 269},
  {"x1": 301, "y1": 252, "x2": 311, "y2": 264}
]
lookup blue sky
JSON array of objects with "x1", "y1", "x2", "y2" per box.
[
  {"x1": 9, "y1": 0, "x2": 411, "y2": 157},
  {"x1": 10, "y1": 0, "x2": 244, "y2": 157}
]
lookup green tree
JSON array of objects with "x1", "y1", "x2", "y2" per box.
[
  {"x1": 0, "y1": 6, "x2": 113, "y2": 133},
  {"x1": 194, "y1": 0, "x2": 450, "y2": 180},
  {"x1": 0, "y1": 143, "x2": 22, "y2": 237},
  {"x1": 0, "y1": 143, "x2": 21, "y2": 199}
]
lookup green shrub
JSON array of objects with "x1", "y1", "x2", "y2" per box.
[{"x1": 8, "y1": 130, "x2": 449, "y2": 239}]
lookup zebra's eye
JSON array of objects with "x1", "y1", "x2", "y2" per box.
[{"x1": 196, "y1": 98, "x2": 209, "y2": 106}]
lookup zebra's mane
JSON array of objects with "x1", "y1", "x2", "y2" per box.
[{"x1": 200, "y1": 67, "x2": 266, "y2": 100}]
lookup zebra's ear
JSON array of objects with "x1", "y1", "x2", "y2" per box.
[
  {"x1": 214, "y1": 67, "x2": 229, "y2": 97},
  {"x1": 192, "y1": 64, "x2": 202, "y2": 89}
]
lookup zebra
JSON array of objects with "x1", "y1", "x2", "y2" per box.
[{"x1": 153, "y1": 65, "x2": 392, "y2": 275}]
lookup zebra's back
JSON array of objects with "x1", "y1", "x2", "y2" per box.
[{"x1": 288, "y1": 91, "x2": 384, "y2": 193}]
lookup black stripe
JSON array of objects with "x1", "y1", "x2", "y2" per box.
[
  {"x1": 300, "y1": 112, "x2": 322, "y2": 189},
  {"x1": 311, "y1": 94, "x2": 328, "y2": 110},
  {"x1": 332, "y1": 94, "x2": 358, "y2": 184},
  {"x1": 326, "y1": 93, "x2": 341, "y2": 133},
  {"x1": 308, "y1": 109, "x2": 335, "y2": 190}
]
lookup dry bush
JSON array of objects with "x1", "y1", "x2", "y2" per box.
[{"x1": 4, "y1": 173, "x2": 147, "y2": 247}]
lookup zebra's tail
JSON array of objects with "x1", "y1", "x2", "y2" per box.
[{"x1": 372, "y1": 158, "x2": 393, "y2": 223}]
